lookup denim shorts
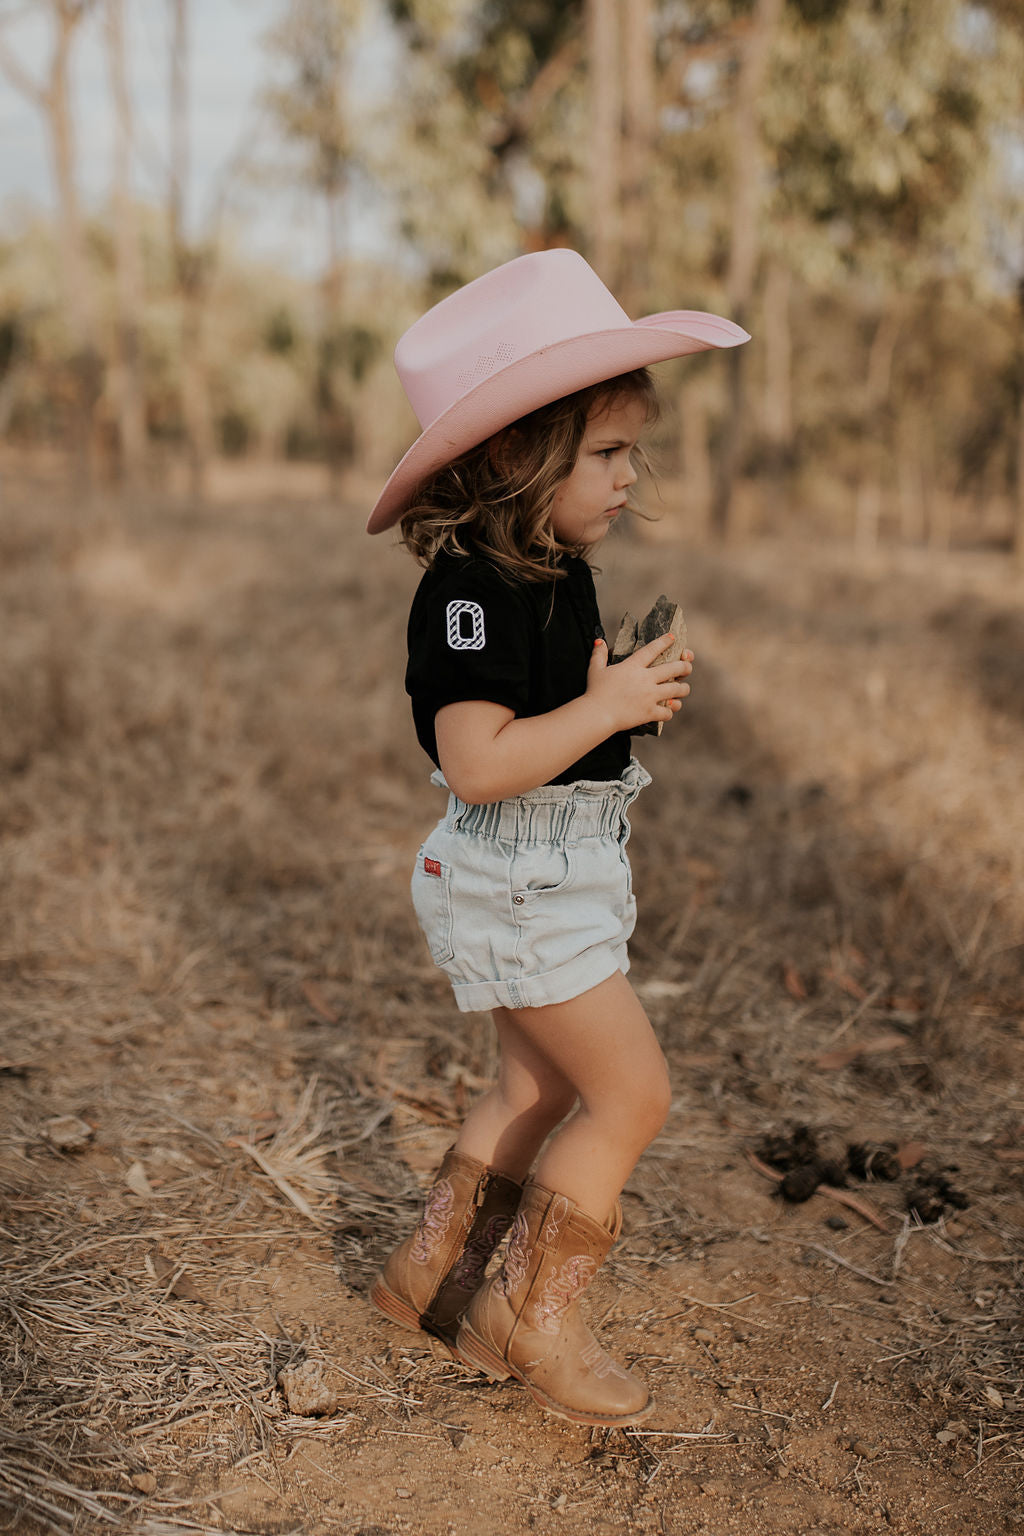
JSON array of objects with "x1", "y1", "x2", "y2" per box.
[{"x1": 410, "y1": 758, "x2": 651, "y2": 1013}]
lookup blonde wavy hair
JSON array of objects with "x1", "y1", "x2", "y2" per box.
[{"x1": 398, "y1": 369, "x2": 659, "y2": 583}]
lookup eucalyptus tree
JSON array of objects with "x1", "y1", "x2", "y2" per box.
[
  {"x1": 105, "y1": 0, "x2": 146, "y2": 489},
  {"x1": 264, "y1": 0, "x2": 368, "y2": 475},
  {"x1": 365, "y1": 0, "x2": 1021, "y2": 547},
  {"x1": 166, "y1": 0, "x2": 219, "y2": 499},
  {"x1": 713, "y1": 0, "x2": 784, "y2": 537},
  {"x1": 376, "y1": 0, "x2": 667, "y2": 301},
  {"x1": 0, "y1": 0, "x2": 102, "y2": 484},
  {"x1": 762, "y1": 0, "x2": 1024, "y2": 547},
  {"x1": 376, "y1": 0, "x2": 588, "y2": 289},
  {"x1": 972, "y1": 0, "x2": 1024, "y2": 562}
]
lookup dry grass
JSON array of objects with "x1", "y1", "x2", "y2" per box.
[{"x1": 1, "y1": 464, "x2": 1022, "y2": 1533}]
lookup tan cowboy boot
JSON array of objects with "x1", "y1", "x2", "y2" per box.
[
  {"x1": 370, "y1": 1148, "x2": 521, "y2": 1353},
  {"x1": 456, "y1": 1180, "x2": 653, "y2": 1426}
]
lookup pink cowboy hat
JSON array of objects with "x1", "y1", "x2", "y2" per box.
[{"x1": 366, "y1": 247, "x2": 750, "y2": 534}]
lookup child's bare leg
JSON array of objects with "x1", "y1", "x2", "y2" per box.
[
  {"x1": 502, "y1": 970, "x2": 671, "y2": 1223},
  {"x1": 454, "y1": 1006, "x2": 578, "y2": 1182}
]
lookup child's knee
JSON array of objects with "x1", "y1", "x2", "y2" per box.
[
  {"x1": 628, "y1": 1056, "x2": 672, "y2": 1144},
  {"x1": 543, "y1": 1081, "x2": 577, "y2": 1118},
  {"x1": 499, "y1": 1074, "x2": 576, "y2": 1125},
  {"x1": 533, "y1": 1079, "x2": 578, "y2": 1125},
  {"x1": 649, "y1": 1061, "x2": 673, "y2": 1136}
]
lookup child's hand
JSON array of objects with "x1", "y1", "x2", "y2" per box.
[{"x1": 586, "y1": 634, "x2": 693, "y2": 733}]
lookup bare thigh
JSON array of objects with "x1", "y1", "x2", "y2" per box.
[
  {"x1": 491, "y1": 1005, "x2": 577, "y2": 1112},
  {"x1": 502, "y1": 970, "x2": 669, "y2": 1119}
]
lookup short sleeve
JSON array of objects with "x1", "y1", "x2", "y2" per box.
[{"x1": 406, "y1": 561, "x2": 533, "y2": 741}]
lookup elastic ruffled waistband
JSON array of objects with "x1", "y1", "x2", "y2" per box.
[{"x1": 429, "y1": 757, "x2": 651, "y2": 846}]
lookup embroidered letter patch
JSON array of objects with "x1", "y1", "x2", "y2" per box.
[
  {"x1": 446, "y1": 599, "x2": 485, "y2": 651},
  {"x1": 424, "y1": 858, "x2": 442, "y2": 877}
]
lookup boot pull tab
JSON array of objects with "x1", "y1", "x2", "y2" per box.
[{"x1": 538, "y1": 1193, "x2": 572, "y2": 1251}]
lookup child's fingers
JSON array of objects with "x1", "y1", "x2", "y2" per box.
[
  {"x1": 653, "y1": 640, "x2": 694, "y2": 666},
  {"x1": 634, "y1": 632, "x2": 678, "y2": 664},
  {"x1": 629, "y1": 638, "x2": 693, "y2": 674},
  {"x1": 659, "y1": 680, "x2": 689, "y2": 705},
  {"x1": 649, "y1": 657, "x2": 692, "y2": 681}
]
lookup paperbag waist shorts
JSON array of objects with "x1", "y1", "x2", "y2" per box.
[{"x1": 410, "y1": 757, "x2": 651, "y2": 1012}]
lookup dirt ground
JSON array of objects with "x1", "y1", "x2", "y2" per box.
[{"x1": 1, "y1": 464, "x2": 1022, "y2": 1536}]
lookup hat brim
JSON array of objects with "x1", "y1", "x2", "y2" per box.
[{"x1": 366, "y1": 312, "x2": 749, "y2": 533}]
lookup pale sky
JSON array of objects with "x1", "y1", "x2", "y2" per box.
[{"x1": 0, "y1": 0, "x2": 393, "y2": 272}]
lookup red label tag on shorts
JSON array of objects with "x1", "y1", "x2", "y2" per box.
[{"x1": 424, "y1": 858, "x2": 442, "y2": 877}]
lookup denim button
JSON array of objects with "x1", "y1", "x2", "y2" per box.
[{"x1": 513, "y1": 893, "x2": 525, "y2": 905}]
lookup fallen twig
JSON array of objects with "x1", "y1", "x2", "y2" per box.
[
  {"x1": 768, "y1": 1233, "x2": 896, "y2": 1287},
  {"x1": 746, "y1": 1151, "x2": 889, "y2": 1231}
]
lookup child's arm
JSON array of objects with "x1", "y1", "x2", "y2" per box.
[{"x1": 435, "y1": 635, "x2": 692, "y2": 804}]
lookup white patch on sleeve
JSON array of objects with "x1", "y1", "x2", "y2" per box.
[{"x1": 446, "y1": 599, "x2": 486, "y2": 651}]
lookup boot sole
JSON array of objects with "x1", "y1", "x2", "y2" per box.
[
  {"x1": 457, "y1": 1325, "x2": 652, "y2": 1424},
  {"x1": 525, "y1": 1383, "x2": 655, "y2": 1429},
  {"x1": 369, "y1": 1275, "x2": 473, "y2": 1366},
  {"x1": 369, "y1": 1274, "x2": 425, "y2": 1333},
  {"x1": 454, "y1": 1323, "x2": 513, "y2": 1382}
]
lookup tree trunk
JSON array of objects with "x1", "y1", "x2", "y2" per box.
[
  {"x1": 711, "y1": 338, "x2": 744, "y2": 541},
  {"x1": 168, "y1": 0, "x2": 213, "y2": 501},
  {"x1": 106, "y1": 0, "x2": 147, "y2": 490},
  {"x1": 760, "y1": 256, "x2": 793, "y2": 528},
  {"x1": 180, "y1": 265, "x2": 215, "y2": 502},
  {"x1": 48, "y1": 2, "x2": 102, "y2": 486},
  {"x1": 854, "y1": 479, "x2": 881, "y2": 556},
  {"x1": 679, "y1": 378, "x2": 713, "y2": 538},
  {"x1": 1015, "y1": 282, "x2": 1024, "y2": 568},
  {"x1": 169, "y1": 0, "x2": 188, "y2": 252},
  {"x1": 864, "y1": 301, "x2": 901, "y2": 412},
  {"x1": 896, "y1": 416, "x2": 926, "y2": 546},
  {"x1": 761, "y1": 258, "x2": 793, "y2": 452},
  {"x1": 319, "y1": 183, "x2": 351, "y2": 489},
  {"x1": 710, "y1": 0, "x2": 783, "y2": 540},
  {"x1": 586, "y1": 0, "x2": 622, "y2": 288},
  {"x1": 0, "y1": 319, "x2": 25, "y2": 434},
  {"x1": 854, "y1": 302, "x2": 902, "y2": 549},
  {"x1": 619, "y1": 0, "x2": 654, "y2": 313},
  {"x1": 1015, "y1": 385, "x2": 1024, "y2": 568}
]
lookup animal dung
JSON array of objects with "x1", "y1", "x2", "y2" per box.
[
  {"x1": 755, "y1": 1124, "x2": 971, "y2": 1220},
  {"x1": 905, "y1": 1169, "x2": 969, "y2": 1222},
  {"x1": 846, "y1": 1142, "x2": 901, "y2": 1182}
]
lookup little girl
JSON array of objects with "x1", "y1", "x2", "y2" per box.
[{"x1": 365, "y1": 249, "x2": 748, "y2": 1427}]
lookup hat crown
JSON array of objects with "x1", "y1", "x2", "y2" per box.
[{"x1": 396, "y1": 249, "x2": 632, "y2": 430}]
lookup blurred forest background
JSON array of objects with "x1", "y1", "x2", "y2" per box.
[{"x1": 1, "y1": 0, "x2": 1023, "y2": 553}]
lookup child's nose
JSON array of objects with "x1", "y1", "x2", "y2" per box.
[{"x1": 617, "y1": 455, "x2": 638, "y2": 489}]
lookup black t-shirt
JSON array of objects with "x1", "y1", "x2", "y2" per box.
[{"x1": 405, "y1": 551, "x2": 631, "y2": 786}]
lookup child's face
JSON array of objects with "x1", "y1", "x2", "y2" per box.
[{"x1": 547, "y1": 394, "x2": 647, "y2": 548}]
